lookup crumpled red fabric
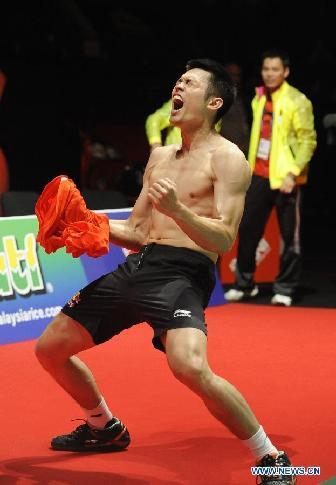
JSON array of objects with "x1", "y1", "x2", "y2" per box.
[{"x1": 35, "y1": 175, "x2": 109, "y2": 258}]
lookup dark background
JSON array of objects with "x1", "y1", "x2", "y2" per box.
[{"x1": 0, "y1": 0, "x2": 335, "y2": 268}]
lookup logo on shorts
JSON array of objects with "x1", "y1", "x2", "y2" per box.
[
  {"x1": 67, "y1": 291, "x2": 81, "y2": 307},
  {"x1": 173, "y1": 309, "x2": 191, "y2": 318}
]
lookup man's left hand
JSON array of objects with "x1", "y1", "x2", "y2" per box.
[
  {"x1": 148, "y1": 178, "x2": 180, "y2": 216},
  {"x1": 280, "y1": 173, "x2": 296, "y2": 194}
]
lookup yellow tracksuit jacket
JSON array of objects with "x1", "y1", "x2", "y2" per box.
[{"x1": 248, "y1": 81, "x2": 317, "y2": 188}]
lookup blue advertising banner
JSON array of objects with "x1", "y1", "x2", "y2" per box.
[{"x1": 0, "y1": 209, "x2": 225, "y2": 345}]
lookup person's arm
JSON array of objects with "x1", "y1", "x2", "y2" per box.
[
  {"x1": 145, "y1": 100, "x2": 173, "y2": 150},
  {"x1": 280, "y1": 95, "x2": 317, "y2": 193},
  {"x1": 148, "y1": 146, "x2": 251, "y2": 255},
  {"x1": 288, "y1": 95, "x2": 317, "y2": 175},
  {"x1": 108, "y1": 155, "x2": 158, "y2": 250}
]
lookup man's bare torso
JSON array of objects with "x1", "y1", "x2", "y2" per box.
[{"x1": 147, "y1": 135, "x2": 232, "y2": 262}]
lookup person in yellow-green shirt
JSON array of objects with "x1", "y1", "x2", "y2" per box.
[{"x1": 225, "y1": 49, "x2": 317, "y2": 307}]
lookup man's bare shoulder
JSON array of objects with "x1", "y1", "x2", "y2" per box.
[
  {"x1": 212, "y1": 139, "x2": 251, "y2": 188},
  {"x1": 151, "y1": 143, "x2": 179, "y2": 157},
  {"x1": 147, "y1": 144, "x2": 179, "y2": 168},
  {"x1": 213, "y1": 137, "x2": 246, "y2": 159}
]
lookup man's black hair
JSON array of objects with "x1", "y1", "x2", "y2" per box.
[
  {"x1": 186, "y1": 58, "x2": 237, "y2": 123},
  {"x1": 261, "y1": 49, "x2": 290, "y2": 69}
]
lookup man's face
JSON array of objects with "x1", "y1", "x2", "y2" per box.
[
  {"x1": 170, "y1": 68, "x2": 211, "y2": 126},
  {"x1": 261, "y1": 57, "x2": 289, "y2": 90}
]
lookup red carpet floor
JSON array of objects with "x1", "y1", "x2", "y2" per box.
[{"x1": 1, "y1": 304, "x2": 336, "y2": 484}]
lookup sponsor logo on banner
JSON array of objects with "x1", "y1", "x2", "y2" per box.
[{"x1": 0, "y1": 233, "x2": 44, "y2": 297}]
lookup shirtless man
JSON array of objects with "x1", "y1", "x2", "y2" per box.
[{"x1": 35, "y1": 59, "x2": 295, "y2": 483}]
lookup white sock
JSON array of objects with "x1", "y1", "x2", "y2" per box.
[
  {"x1": 243, "y1": 425, "x2": 278, "y2": 460},
  {"x1": 81, "y1": 397, "x2": 113, "y2": 429}
]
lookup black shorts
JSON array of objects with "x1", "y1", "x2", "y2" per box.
[{"x1": 62, "y1": 243, "x2": 216, "y2": 352}]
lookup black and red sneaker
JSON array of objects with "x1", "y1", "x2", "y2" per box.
[
  {"x1": 51, "y1": 417, "x2": 130, "y2": 452},
  {"x1": 256, "y1": 451, "x2": 297, "y2": 484}
]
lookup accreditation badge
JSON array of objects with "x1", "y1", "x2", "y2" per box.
[{"x1": 257, "y1": 138, "x2": 271, "y2": 160}]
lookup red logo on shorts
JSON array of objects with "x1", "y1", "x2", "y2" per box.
[{"x1": 67, "y1": 291, "x2": 81, "y2": 307}]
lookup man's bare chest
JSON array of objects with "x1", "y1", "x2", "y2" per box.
[{"x1": 150, "y1": 155, "x2": 214, "y2": 202}]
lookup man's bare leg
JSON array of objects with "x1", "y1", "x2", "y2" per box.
[
  {"x1": 162, "y1": 327, "x2": 260, "y2": 439},
  {"x1": 35, "y1": 312, "x2": 130, "y2": 451},
  {"x1": 35, "y1": 312, "x2": 101, "y2": 409},
  {"x1": 162, "y1": 328, "x2": 289, "y2": 474}
]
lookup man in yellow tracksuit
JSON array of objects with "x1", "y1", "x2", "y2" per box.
[{"x1": 225, "y1": 49, "x2": 317, "y2": 306}]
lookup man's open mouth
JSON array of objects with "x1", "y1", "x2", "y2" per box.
[{"x1": 172, "y1": 97, "x2": 184, "y2": 111}]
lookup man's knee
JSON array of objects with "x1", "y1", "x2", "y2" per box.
[
  {"x1": 35, "y1": 324, "x2": 69, "y2": 370},
  {"x1": 167, "y1": 350, "x2": 209, "y2": 387},
  {"x1": 35, "y1": 312, "x2": 93, "y2": 369}
]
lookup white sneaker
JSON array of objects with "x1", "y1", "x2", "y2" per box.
[
  {"x1": 271, "y1": 294, "x2": 292, "y2": 307},
  {"x1": 224, "y1": 286, "x2": 259, "y2": 302}
]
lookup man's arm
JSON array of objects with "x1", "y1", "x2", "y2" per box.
[
  {"x1": 108, "y1": 156, "x2": 157, "y2": 250},
  {"x1": 148, "y1": 146, "x2": 251, "y2": 255},
  {"x1": 280, "y1": 95, "x2": 317, "y2": 193},
  {"x1": 288, "y1": 95, "x2": 317, "y2": 175}
]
